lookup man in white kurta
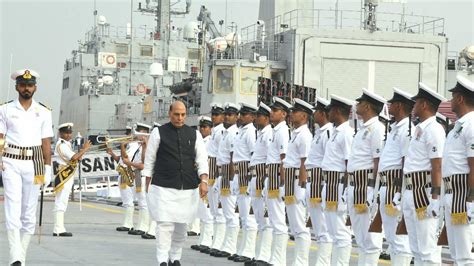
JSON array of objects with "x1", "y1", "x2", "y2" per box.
[{"x1": 144, "y1": 101, "x2": 209, "y2": 266}]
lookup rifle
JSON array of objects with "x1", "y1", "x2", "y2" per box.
[{"x1": 38, "y1": 185, "x2": 44, "y2": 244}]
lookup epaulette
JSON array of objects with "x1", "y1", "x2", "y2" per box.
[
  {"x1": 39, "y1": 102, "x2": 52, "y2": 111},
  {"x1": 0, "y1": 100, "x2": 13, "y2": 106}
]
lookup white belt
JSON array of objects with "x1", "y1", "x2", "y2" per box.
[{"x1": 4, "y1": 147, "x2": 33, "y2": 157}]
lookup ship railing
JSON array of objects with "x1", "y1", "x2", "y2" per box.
[
  {"x1": 240, "y1": 8, "x2": 445, "y2": 44},
  {"x1": 85, "y1": 25, "x2": 155, "y2": 42}
]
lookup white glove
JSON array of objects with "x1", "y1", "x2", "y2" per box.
[
  {"x1": 231, "y1": 177, "x2": 240, "y2": 195},
  {"x1": 262, "y1": 177, "x2": 269, "y2": 199},
  {"x1": 427, "y1": 198, "x2": 440, "y2": 218},
  {"x1": 321, "y1": 184, "x2": 327, "y2": 210},
  {"x1": 279, "y1": 185, "x2": 285, "y2": 200},
  {"x1": 467, "y1": 202, "x2": 474, "y2": 224},
  {"x1": 392, "y1": 192, "x2": 402, "y2": 211},
  {"x1": 366, "y1": 186, "x2": 374, "y2": 207},
  {"x1": 44, "y1": 165, "x2": 52, "y2": 186},
  {"x1": 369, "y1": 202, "x2": 379, "y2": 220}
]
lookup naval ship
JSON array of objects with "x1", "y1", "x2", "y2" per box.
[{"x1": 58, "y1": 0, "x2": 472, "y2": 138}]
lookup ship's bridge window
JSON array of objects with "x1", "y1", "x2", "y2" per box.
[
  {"x1": 62, "y1": 77, "x2": 69, "y2": 90},
  {"x1": 240, "y1": 68, "x2": 263, "y2": 94},
  {"x1": 140, "y1": 45, "x2": 153, "y2": 57},
  {"x1": 115, "y1": 44, "x2": 129, "y2": 55},
  {"x1": 214, "y1": 67, "x2": 233, "y2": 93}
]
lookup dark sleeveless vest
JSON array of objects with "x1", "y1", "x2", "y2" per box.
[{"x1": 152, "y1": 122, "x2": 199, "y2": 190}]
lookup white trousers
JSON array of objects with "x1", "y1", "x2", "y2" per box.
[
  {"x1": 208, "y1": 184, "x2": 226, "y2": 224},
  {"x1": 325, "y1": 210, "x2": 352, "y2": 248},
  {"x1": 155, "y1": 222, "x2": 187, "y2": 263},
  {"x1": 402, "y1": 189, "x2": 441, "y2": 264},
  {"x1": 53, "y1": 176, "x2": 74, "y2": 212},
  {"x1": 197, "y1": 198, "x2": 214, "y2": 224},
  {"x1": 267, "y1": 190, "x2": 288, "y2": 235},
  {"x1": 305, "y1": 182, "x2": 332, "y2": 243},
  {"x1": 2, "y1": 158, "x2": 41, "y2": 234},
  {"x1": 237, "y1": 194, "x2": 258, "y2": 230},
  {"x1": 251, "y1": 196, "x2": 271, "y2": 231},
  {"x1": 286, "y1": 201, "x2": 310, "y2": 240},
  {"x1": 379, "y1": 186, "x2": 411, "y2": 256},
  {"x1": 120, "y1": 176, "x2": 147, "y2": 209},
  {"x1": 221, "y1": 194, "x2": 239, "y2": 228},
  {"x1": 444, "y1": 193, "x2": 474, "y2": 265},
  {"x1": 347, "y1": 186, "x2": 383, "y2": 254}
]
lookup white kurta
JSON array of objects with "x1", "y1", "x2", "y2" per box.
[{"x1": 144, "y1": 126, "x2": 209, "y2": 224}]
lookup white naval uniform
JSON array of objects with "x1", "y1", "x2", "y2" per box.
[
  {"x1": 196, "y1": 135, "x2": 214, "y2": 248},
  {"x1": 53, "y1": 138, "x2": 76, "y2": 234},
  {"x1": 266, "y1": 120, "x2": 290, "y2": 266},
  {"x1": 377, "y1": 117, "x2": 412, "y2": 264},
  {"x1": 282, "y1": 123, "x2": 312, "y2": 265},
  {"x1": 144, "y1": 127, "x2": 208, "y2": 264},
  {"x1": 346, "y1": 116, "x2": 385, "y2": 265},
  {"x1": 232, "y1": 122, "x2": 258, "y2": 258},
  {"x1": 304, "y1": 122, "x2": 333, "y2": 265},
  {"x1": 0, "y1": 99, "x2": 53, "y2": 265},
  {"x1": 249, "y1": 124, "x2": 273, "y2": 263},
  {"x1": 321, "y1": 120, "x2": 354, "y2": 265},
  {"x1": 442, "y1": 111, "x2": 474, "y2": 265},
  {"x1": 403, "y1": 116, "x2": 445, "y2": 264},
  {"x1": 216, "y1": 123, "x2": 239, "y2": 255},
  {"x1": 119, "y1": 141, "x2": 141, "y2": 229},
  {"x1": 206, "y1": 123, "x2": 226, "y2": 251}
]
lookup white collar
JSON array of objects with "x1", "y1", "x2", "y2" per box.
[
  {"x1": 293, "y1": 124, "x2": 308, "y2": 133},
  {"x1": 417, "y1": 116, "x2": 436, "y2": 130},
  {"x1": 457, "y1": 111, "x2": 474, "y2": 124},
  {"x1": 362, "y1": 116, "x2": 379, "y2": 128},
  {"x1": 273, "y1": 120, "x2": 287, "y2": 131},
  {"x1": 335, "y1": 121, "x2": 350, "y2": 132}
]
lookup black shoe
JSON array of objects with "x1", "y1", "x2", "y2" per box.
[
  {"x1": 254, "y1": 261, "x2": 270, "y2": 266},
  {"x1": 410, "y1": 258, "x2": 414, "y2": 265},
  {"x1": 234, "y1": 256, "x2": 252, "y2": 263},
  {"x1": 191, "y1": 244, "x2": 201, "y2": 250},
  {"x1": 289, "y1": 235, "x2": 295, "y2": 241},
  {"x1": 159, "y1": 263, "x2": 167, "y2": 266},
  {"x1": 209, "y1": 248, "x2": 220, "y2": 256},
  {"x1": 11, "y1": 261, "x2": 21, "y2": 266},
  {"x1": 53, "y1": 232, "x2": 73, "y2": 237},
  {"x1": 141, "y1": 233, "x2": 156, "y2": 239},
  {"x1": 187, "y1": 231, "x2": 199, "y2": 236},
  {"x1": 201, "y1": 247, "x2": 212, "y2": 254},
  {"x1": 379, "y1": 251, "x2": 391, "y2": 260},
  {"x1": 116, "y1": 226, "x2": 132, "y2": 232},
  {"x1": 227, "y1": 254, "x2": 238, "y2": 260},
  {"x1": 215, "y1": 251, "x2": 231, "y2": 258},
  {"x1": 169, "y1": 260, "x2": 181, "y2": 266},
  {"x1": 244, "y1": 258, "x2": 256, "y2": 266},
  {"x1": 128, "y1": 229, "x2": 145, "y2": 235}
]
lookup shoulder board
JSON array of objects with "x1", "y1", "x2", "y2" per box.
[
  {"x1": 0, "y1": 100, "x2": 13, "y2": 106},
  {"x1": 39, "y1": 102, "x2": 52, "y2": 111}
]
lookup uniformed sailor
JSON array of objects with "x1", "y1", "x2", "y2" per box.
[
  {"x1": 122, "y1": 122, "x2": 151, "y2": 236},
  {"x1": 231, "y1": 103, "x2": 258, "y2": 263},
  {"x1": 283, "y1": 98, "x2": 313, "y2": 265},
  {"x1": 211, "y1": 102, "x2": 240, "y2": 258},
  {"x1": 144, "y1": 101, "x2": 209, "y2": 266},
  {"x1": 346, "y1": 89, "x2": 386, "y2": 265},
  {"x1": 304, "y1": 97, "x2": 333, "y2": 265},
  {"x1": 442, "y1": 75, "x2": 474, "y2": 265},
  {"x1": 247, "y1": 102, "x2": 273, "y2": 266},
  {"x1": 204, "y1": 103, "x2": 227, "y2": 255},
  {"x1": 52, "y1": 122, "x2": 91, "y2": 237},
  {"x1": 401, "y1": 83, "x2": 446, "y2": 264},
  {"x1": 320, "y1": 95, "x2": 355, "y2": 265},
  {"x1": 107, "y1": 125, "x2": 142, "y2": 233},
  {"x1": 191, "y1": 116, "x2": 215, "y2": 252},
  {"x1": 0, "y1": 69, "x2": 54, "y2": 266},
  {"x1": 377, "y1": 88, "x2": 414, "y2": 265},
  {"x1": 266, "y1": 97, "x2": 292, "y2": 266}
]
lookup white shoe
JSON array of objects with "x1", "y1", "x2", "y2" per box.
[
  {"x1": 331, "y1": 245, "x2": 351, "y2": 266},
  {"x1": 269, "y1": 233, "x2": 289, "y2": 266},
  {"x1": 315, "y1": 242, "x2": 332, "y2": 266},
  {"x1": 292, "y1": 236, "x2": 310, "y2": 266},
  {"x1": 210, "y1": 223, "x2": 226, "y2": 250},
  {"x1": 255, "y1": 229, "x2": 273, "y2": 262},
  {"x1": 7, "y1": 230, "x2": 22, "y2": 265}
]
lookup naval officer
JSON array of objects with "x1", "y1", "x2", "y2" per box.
[
  {"x1": 283, "y1": 98, "x2": 313, "y2": 265},
  {"x1": 401, "y1": 83, "x2": 446, "y2": 264},
  {"x1": 320, "y1": 95, "x2": 355, "y2": 265},
  {"x1": 443, "y1": 75, "x2": 474, "y2": 265},
  {"x1": 232, "y1": 103, "x2": 258, "y2": 263},
  {"x1": 144, "y1": 101, "x2": 209, "y2": 266},
  {"x1": 1, "y1": 69, "x2": 54, "y2": 266},
  {"x1": 52, "y1": 122, "x2": 91, "y2": 237},
  {"x1": 304, "y1": 97, "x2": 333, "y2": 265},
  {"x1": 266, "y1": 97, "x2": 292, "y2": 266},
  {"x1": 377, "y1": 88, "x2": 414, "y2": 265}
]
